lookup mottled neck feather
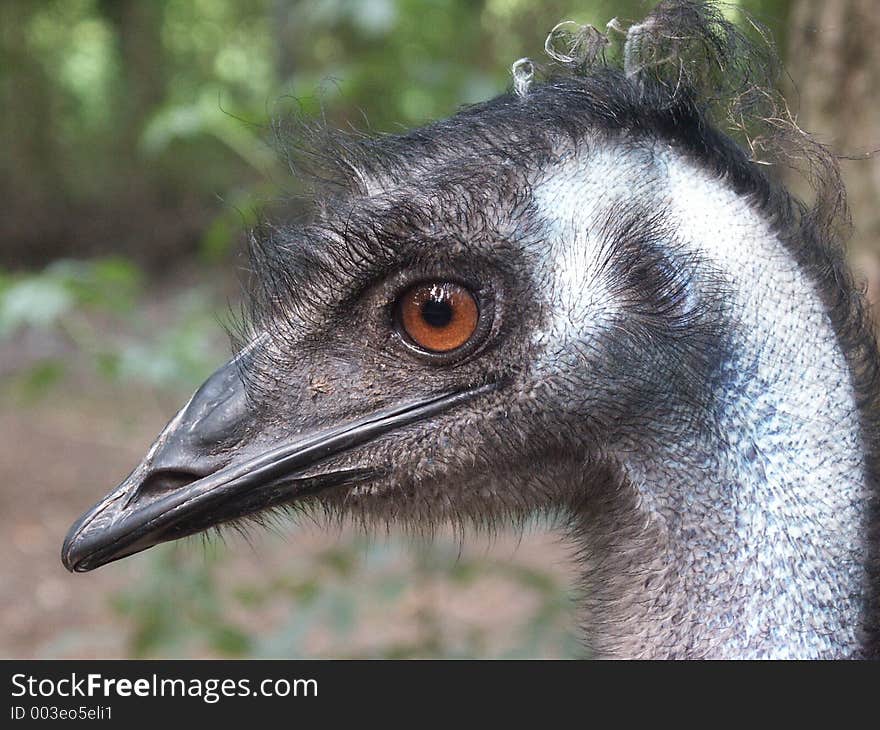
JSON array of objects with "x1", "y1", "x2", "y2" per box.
[{"x1": 536, "y1": 142, "x2": 871, "y2": 658}]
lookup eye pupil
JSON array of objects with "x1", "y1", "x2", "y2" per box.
[{"x1": 421, "y1": 299, "x2": 453, "y2": 328}]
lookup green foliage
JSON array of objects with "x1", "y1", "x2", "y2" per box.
[
  {"x1": 0, "y1": 258, "x2": 140, "y2": 337},
  {"x1": 0, "y1": 258, "x2": 226, "y2": 396},
  {"x1": 112, "y1": 532, "x2": 582, "y2": 659},
  {"x1": 111, "y1": 542, "x2": 254, "y2": 657},
  {"x1": 1, "y1": 0, "x2": 792, "y2": 267}
]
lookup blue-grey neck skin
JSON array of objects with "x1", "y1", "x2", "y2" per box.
[{"x1": 531, "y1": 140, "x2": 869, "y2": 659}]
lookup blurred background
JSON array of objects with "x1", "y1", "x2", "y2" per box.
[{"x1": 1, "y1": 0, "x2": 877, "y2": 658}]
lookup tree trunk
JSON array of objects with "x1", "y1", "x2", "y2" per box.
[
  {"x1": 0, "y1": 0, "x2": 56, "y2": 207},
  {"x1": 100, "y1": 0, "x2": 166, "y2": 172},
  {"x1": 786, "y1": 0, "x2": 880, "y2": 259},
  {"x1": 273, "y1": 0, "x2": 298, "y2": 85}
]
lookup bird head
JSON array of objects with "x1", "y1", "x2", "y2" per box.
[
  {"x1": 62, "y1": 2, "x2": 829, "y2": 572},
  {"x1": 62, "y1": 78, "x2": 725, "y2": 572}
]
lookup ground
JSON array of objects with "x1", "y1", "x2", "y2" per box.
[{"x1": 0, "y1": 382, "x2": 581, "y2": 658}]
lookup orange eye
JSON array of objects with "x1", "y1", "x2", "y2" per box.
[{"x1": 398, "y1": 282, "x2": 480, "y2": 353}]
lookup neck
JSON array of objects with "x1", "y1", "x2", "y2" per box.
[
  {"x1": 572, "y1": 153, "x2": 870, "y2": 658},
  {"x1": 575, "y1": 395, "x2": 869, "y2": 658},
  {"x1": 533, "y1": 139, "x2": 875, "y2": 657}
]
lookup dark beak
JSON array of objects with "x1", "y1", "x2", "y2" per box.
[{"x1": 61, "y1": 354, "x2": 492, "y2": 573}]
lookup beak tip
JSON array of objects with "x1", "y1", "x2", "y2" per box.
[
  {"x1": 61, "y1": 507, "x2": 103, "y2": 573},
  {"x1": 60, "y1": 528, "x2": 84, "y2": 573}
]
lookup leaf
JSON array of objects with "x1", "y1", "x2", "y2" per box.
[
  {"x1": 209, "y1": 625, "x2": 252, "y2": 657},
  {"x1": 0, "y1": 278, "x2": 74, "y2": 336}
]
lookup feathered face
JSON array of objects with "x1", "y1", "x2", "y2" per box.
[{"x1": 61, "y1": 62, "x2": 749, "y2": 573}]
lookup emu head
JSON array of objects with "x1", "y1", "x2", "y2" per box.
[{"x1": 61, "y1": 2, "x2": 843, "y2": 575}]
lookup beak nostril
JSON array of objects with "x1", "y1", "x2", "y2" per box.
[{"x1": 132, "y1": 469, "x2": 204, "y2": 503}]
